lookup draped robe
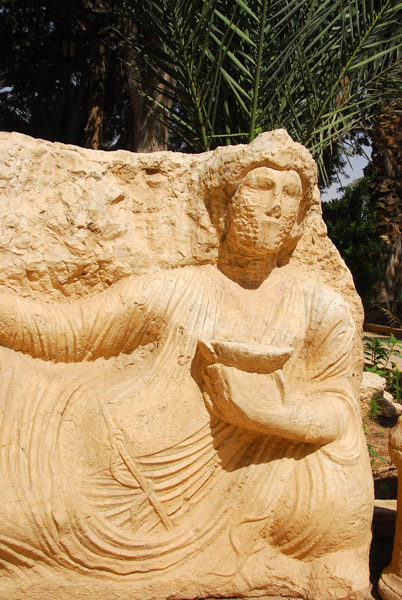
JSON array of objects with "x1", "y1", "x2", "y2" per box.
[{"x1": 0, "y1": 263, "x2": 373, "y2": 595}]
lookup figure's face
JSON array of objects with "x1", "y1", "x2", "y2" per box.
[{"x1": 226, "y1": 167, "x2": 302, "y2": 255}]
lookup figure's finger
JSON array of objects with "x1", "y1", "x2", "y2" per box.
[
  {"x1": 203, "y1": 391, "x2": 214, "y2": 413},
  {"x1": 274, "y1": 369, "x2": 288, "y2": 405},
  {"x1": 197, "y1": 339, "x2": 218, "y2": 363}
]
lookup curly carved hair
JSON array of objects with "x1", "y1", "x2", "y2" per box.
[{"x1": 200, "y1": 130, "x2": 318, "y2": 247}]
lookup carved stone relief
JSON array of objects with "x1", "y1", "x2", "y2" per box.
[{"x1": 0, "y1": 130, "x2": 373, "y2": 600}]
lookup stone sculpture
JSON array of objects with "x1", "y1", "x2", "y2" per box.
[
  {"x1": 0, "y1": 130, "x2": 373, "y2": 600},
  {"x1": 379, "y1": 418, "x2": 402, "y2": 600}
]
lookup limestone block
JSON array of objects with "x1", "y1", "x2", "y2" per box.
[
  {"x1": 393, "y1": 400, "x2": 402, "y2": 416},
  {"x1": 359, "y1": 372, "x2": 402, "y2": 418},
  {"x1": 0, "y1": 131, "x2": 373, "y2": 600},
  {"x1": 379, "y1": 392, "x2": 402, "y2": 418},
  {"x1": 360, "y1": 371, "x2": 387, "y2": 402}
]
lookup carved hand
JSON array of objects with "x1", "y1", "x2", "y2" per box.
[
  {"x1": 202, "y1": 363, "x2": 288, "y2": 430},
  {"x1": 197, "y1": 341, "x2": 343, "y2": 445}
]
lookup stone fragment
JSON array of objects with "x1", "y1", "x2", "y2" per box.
[
  {"x1": 0, "y1": 130, "x2": 373, "y2": 600},
  {"x1": 378, "y1": 392, "x2": 402, "y2": 418},
  {"x1": 360, "y1": 371, "x2": 387, "y2": 402},
  {"x1": 394, "y1": 402, "x2": 402, "y2": 416},
  {"x1": 360, "y1": 372, "x2": 402, "y2": 418}
]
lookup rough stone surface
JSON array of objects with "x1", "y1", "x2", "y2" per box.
[
  {"x1": 0, "y1": 131, "x2": 373, "y2": 600},
  {"x1": 379, "y1": 392, "x2": 402, "y2": 418},
  {"x1": 359, "y1": 372, "x2": 402, "y2": 418},
  {"x1": 393, "y1": 400, "x2": 402, "y2": 416},
  {"x1": 361, "y1": 371, "x2": 387, "y2": 402}
]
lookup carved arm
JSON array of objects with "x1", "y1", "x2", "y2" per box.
[
  {"x1": 197, "y1": 296, "x2": 356, "y2": 447},
  {"x1": 0, "y1": 275, "x2": 166, "y2": 362},
  {"x1": 201, "y1": 364, "x2": 347, "y2": 445}
]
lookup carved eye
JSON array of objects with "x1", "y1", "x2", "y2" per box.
[
  {"x1": 256, "y1": 178, "x2": 274, "y2": 191},
  {"x1": 282, "y1": 183, "x2": 301, "y2": 197},
  {"x1": 245, "y1": 169, "x2": 275, "y2": 191},
  {"x1": 282, "y1": 172, "x2": 302, "y2": 197},
  {"x1": 248, "y1": 172, "x2": 275, "y2": 190}
]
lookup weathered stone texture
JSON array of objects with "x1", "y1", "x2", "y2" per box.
[{"x1": 0, "y1": 130, "x2": 373, "y2": 600}]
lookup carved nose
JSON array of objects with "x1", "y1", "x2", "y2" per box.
[{"x1": 266, "y1": 203, "x2": 281, "y2": 218}]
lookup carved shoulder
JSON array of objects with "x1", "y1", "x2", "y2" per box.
[{"x1": 0, "y1": 271, "x2": 179, "y2": 362}]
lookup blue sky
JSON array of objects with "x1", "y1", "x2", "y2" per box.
[{"x1": 321, "y1": 146, "x2": 372, "y2": 202}]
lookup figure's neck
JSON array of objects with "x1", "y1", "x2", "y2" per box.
[{"x1": 217, "y1": 241, "x2": 277, "y2": 289}]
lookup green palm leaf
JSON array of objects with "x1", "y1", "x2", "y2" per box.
[{"x1": 119, "y1": 0, "x2": 402, "y2": 178}]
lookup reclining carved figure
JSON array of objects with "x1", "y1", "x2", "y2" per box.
[{"x1": 0, "y1": 132, "x2": 373, "y2": 600}]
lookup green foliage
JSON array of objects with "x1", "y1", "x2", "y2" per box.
[
  {"x1": 120, "y1": 0, "x2": 402, "y2": 179},
  {"x1": 0, "y1": 0, "x2": 133, "y2": 149},
  {"x1": 364, "y1": 334, "x2": 402, "y2": 402},
  {"x1": 391, "y1": 365, "x2": 402, "y2": 402},
  {"x1": 364, "y1": 363, "x2": 387, "y2": 376},
  {"x1": 367, "y1": 443, "x2": 389, "y2": 467},
  {"x1": 364, "y1": 334, "x2": 392, "y2": 367},
  {"x1": 379, "y1": 294, "x2": 402, "y2": 328},
  {"x1": 362, "y1": 422, "x2": 388, "y2": 467},
  {"x1": 322, "y1": 177, "x2": 387, "y2": 304},
  {"x1": 368, "y1": 397, "x2": 382, "y2": 420},
  {"x1": 364, "y1": 333, "x2": 402, "y2": 369},
  {"x1": 1, "y1": 0, "x2": 401, "y2": 162}
]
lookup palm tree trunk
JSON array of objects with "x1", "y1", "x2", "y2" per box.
[
  {"x1": 369, "y1": 108, "x2": 402, "y2": 311},
  {"x1": 84, "y1": 43, "x2": 106, "y2": 150},
  {"x1": 123, "y1": 20, "x2": 173, "y2": 152}
]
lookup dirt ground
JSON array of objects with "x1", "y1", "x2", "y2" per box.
[
  {"x1": 356, "y1": 329, "x2": 402, "y2": 597},
  {"x1": 365, "y1": 413, "x2": 398, "y2": 498}
]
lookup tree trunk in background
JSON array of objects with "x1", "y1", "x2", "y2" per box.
[
  {"x1": 84, "y1": 43, "x2": 106, "y2": 149},
  {"x1": 369, "y1": 109, "x2": 402, "y2": 311},
  {"x1": 123, "y1": 21, "x2": 173, "y2": 152}
]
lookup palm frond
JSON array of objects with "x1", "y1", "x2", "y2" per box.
[{"x1": 118, "y1": 0, "x2": 402, "y2": 168}]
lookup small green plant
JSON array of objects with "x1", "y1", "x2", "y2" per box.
[
  {"x1": 379, "y1": 288, "x2": 402, "y2": 329},
  {"x1": 364, "y1": 336, "x2": 390, "y2": 367},
  {"x1": 363, "y1": 421, "x2": 388, "y2": 470},
  {"x1": 382, "y1": 334, "x2": 402, "y2": 369},
  {"x1": 364, "y1": 334, "x2": 402, "y2": 403},
  {"x1": 390, "y1": 362, "x2": 402, "y2": 403},
  {"x1": 367, "y1": 443, "x2": 389, "y2": 466},
  {"x1": 368, "y1": 397, "x2": 382, "y2": 421},
  {"x1": 364, "y1": 364, "x2": 387, "y2": 377},
  {"x1": 364, "y1": 334, "x2": 402, "y2": 369},
  {"x1": 380, "y1": 304, "x2": 402, "y2": 328}
]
